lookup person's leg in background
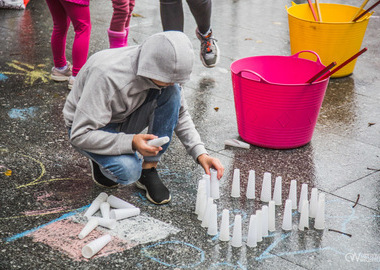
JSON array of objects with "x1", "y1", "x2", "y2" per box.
[
  {"x1": 46, "y1": 0, "x2": 72, "y2": 82},
  {"x1": 186, "y1": 0, "x2": 219, "y2": 68},
  {"x1": 109, "y1": 0, "x2": 134, "y2": 48},
  {"x1": 62, "y1": 0, "x2": 91, "y2": 89},
  {"x1": 159, "y1": 0, "x2": 184, "y2": 31}
]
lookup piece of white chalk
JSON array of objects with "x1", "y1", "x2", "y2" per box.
[
  {"x1": 298, "y1": 200, "x2": 309, "y2": 231},
  {"x1": 82, "y1": 234, "x2": 112, "y2": 259},
  {"x1": 246, "y1": 170, "x2": 255, "y2": 199},
  {"x1": 207, "y1": 204, "x2": 218, "y2": 236},
  {"x1": 282, "y1": 199, "x2": 293, "y2": 231},
  {"x1": 231, "y1": 169, "x2": 240, "y2": 198},
  {"x1": 256, "y1": 210, "x2": 263, "y2": 242},
  {"x1": 107, "y1": 195, "x2": 136, "y2": 209},
  {"x1": 288, "y1": 180, "x2": 297, "y2": 210},
  {"x1": 201, "y1": 198, "x2": 214, "y2": 228},
  {"x1": 224, "y1": 139, "x2": 250, "y2": 149},
  {"x1": 309, "y1": 188, "x2": 318, "y2": 218},
  {"x1": 261, "y1": 205, "x2": 269, "y2": 237},
  {"x1": 219, "y1": 209, "x2": 230, "y2": 241},
  {"x1": 84, "y1": 192, "x2": 108, "y2": 218},
  {"x1": 246, "y1": 215, "x2": 257, "y2": 248},
  {"x1": 210, "y1": 169, "x2": 220, "y2": 199},
  {"x1": 110, "y1": 208, "x2": 140, "y2": 220},
  {"x1": 231, "y1": 215, "x2": 242, "y2": 247},
  {"x1": 100, "y1": 202, "x2": 110, "y2": 219},
  {"x1": 268, "y1": 200, "x2": 276, "y2": 232},
  {"x1": 314, "y1": 193, "x2": 325, "y2": 230},
  {"x1": 260, "y1": 172, "x2": 272, "y2": 202},
  {"x1": 79, "y1": 218, "x2": 99, "y2": 239},
  {"x1": 89, "y1": 217, "x2": 117, "y2": 230},
  {"x1": 195, "y1": 179, "x2": 206, "y2": 215},
  {"x1": 273, "y1": 176, "x2": 282, "y2": 205},
  {"x1": 298, "y1": 184, "x2": 308, "y2": 212}
]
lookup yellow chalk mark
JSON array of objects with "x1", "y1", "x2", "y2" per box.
[
  {"x1": 3, "y1": 60, "x2": 50, "y2": 85},
  {"x1": 16, "y1": 154, "x2": 46, "y2": 188},
  {"x1": 4, "y1": 169, "x2": 12, "y2": 176},
  {"x1": 24, "y1": 178, "x2": 84, "y2": 187}
]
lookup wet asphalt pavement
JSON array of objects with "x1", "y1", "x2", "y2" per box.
[{"x1": 1, "y1": 0, "x2": 380, "y2": 269}]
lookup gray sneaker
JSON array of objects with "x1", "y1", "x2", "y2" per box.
[
  {"x1": 51, "y1": 61, "x2": 72, "y2": 81},
  {"x1": 196, "y1": 28, "x2": 219, "y2": 68}
]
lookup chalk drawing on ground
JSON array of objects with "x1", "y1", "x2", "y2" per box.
[{"x1": 1, "y1": 60, "x2": 49, "y2": 85}]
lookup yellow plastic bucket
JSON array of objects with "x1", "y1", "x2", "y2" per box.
[{"x1": 286, "y1": 3, "x2": 372, "y2": 77}]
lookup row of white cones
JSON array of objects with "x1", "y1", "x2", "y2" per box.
[
  {"x1": 195, "y1": 169, "x2": 326, "y2": 247},
  {"x1": 80, "y1": 193, "x2": 140, "y2": 258}
]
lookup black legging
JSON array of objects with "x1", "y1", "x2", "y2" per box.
[{"x1": 160, "y1": 0, "x2": 211, "y2": 34}]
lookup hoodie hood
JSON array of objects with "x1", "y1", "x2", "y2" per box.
[{"x1": 137, "y1": 31, "x2": 194, "y2": 84}]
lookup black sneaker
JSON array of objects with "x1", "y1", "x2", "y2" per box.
[
  {"x1": 135, "y1": 167, "x2": 171, "y2": 205},
  {"x1": 89, "y1": 160, "x2": 119, "y2": 188}
]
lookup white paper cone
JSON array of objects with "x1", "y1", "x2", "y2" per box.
[
  {"x1": 282, "y1": 199, "x2": 293, "y2": 231},
  {"x1": 107, "y1": 195, "x2": 136, "y2": 209},
  {"x1": 110, "y1": 208, "x2": 140, "y2": 220},
  {"x1": 78, "y1": 218, "x2": 99, "y2": 239},
  {"x1": 195, "y1": 179, "x2": 206, "y2": 215},
  {"x1": 256, "y1": 210, "x2": 263, "y2": 242},
  {"x1": 219, "y1": 209, "x2": 230, "y2": 241},
  {"x1": 261, "y1": 205, "x2": 269, "y2": 237},
  {"x1": 90, "y1": 217, "x2": 117, "y2": 230},
  {"x1": 82, "y1": 234, "x2": 112, "y2": 259},
  {"x1": 84, "y1": 192, "x2": 108, "y2": 218},
  {"x1": 231, "y1": 169, "x2": 240, "y2": 198},
  {"x1": 100, "y1": 202, "x2": 110, "y2": 219},
  {"x1": 309, "y1": 188, "x2": 318, "y2": 218},
  {"x1": 298, "y1": 184, "x2": 308, "y2": 212},
  {"x1": 273, "y1": 176, "x2": 282, "y2": 205},
  {"x1": 299, "y1": 200, "x2": 309, "y2": 231},
  {"x1": 207, "y1": 204, "x2": 218, "y2": 236},
  {"x1": 210, "y1": 169, "x2": 220, "y2": 199},
  {"x1": 247, "y1": 215, "x2": 257, "y2": 248},
  {"x1": 246, "y1": 170, "x2": 256, "y2": 199},
  {"x1": 314, "y1": 193, "x2": 325, "y2": 230},
  {"x1": 197, "y1": 185, "x2": 208, "y2": 221},
  {"x1": 268, "y1": 200, "x2": 276, "y2": 232},
  {"x1": 201, "y1": 198, "x2": 214, "y2": 227},
  {"x1": 260, "y1": 172, "x2": 272, "y2": 202},
  {"x1": 231, "y1": 215, "x2": 242, "y2": 247},
  {"x1": 203, "y1": 174, "x2": 211, "y2": 199},
  {"x1": 288, "y1": 180, "x2": 297, "y2": 210}
]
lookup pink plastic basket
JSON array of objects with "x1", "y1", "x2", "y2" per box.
[{"x1": 230, "y1": 50, "x2": 329, "y2": 149}]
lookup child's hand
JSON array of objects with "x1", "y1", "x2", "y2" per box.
[
  {"x1": 197, "y1": 154, "x2": 224, "y2": 179},
  {"x1": 132, "y1": 134, "x2": 162, "y2": 156}
]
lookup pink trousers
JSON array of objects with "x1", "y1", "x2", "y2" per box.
[
  {"x1": 46, "y1": 0, "x2": 91, "y2": 76},
  {"x1": 110, "y1": 0, "x2": 136, "y2": 32}
]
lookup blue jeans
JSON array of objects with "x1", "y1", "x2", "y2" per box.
[{"x1": 71, "y1": 85, "x2": 181, "y2": 185}]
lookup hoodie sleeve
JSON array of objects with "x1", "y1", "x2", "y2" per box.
[
  {"x1": 69, "y1": 69, "x2": 135, "y2": 155},
  {"x1": 174, "y1": 89, "x2": 208, "y2": 161}
]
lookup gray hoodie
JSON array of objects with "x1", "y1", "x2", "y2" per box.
[{"x1": 63, "y1": 31, "x2": 207, "y2": 161}]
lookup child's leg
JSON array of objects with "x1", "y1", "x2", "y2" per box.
[
  {"x1": 109, "y1": 0, "x2": 130, "y2": 48},
  {"x1": 61, "y1": 1, "x2": 91, "y2": 76},
  {"x1": 46, "y1": 0, "x2": 70, "y2": 68},
  {"x1": 186, "y1": 0, "x2": 211, "y2": 34},
  {"x1": 159, "y1": 0, "x2": 184, "y2": 31},
  {"x1": 120, "y1": 85, "x2": 181, "y2": 163},
  {"x1": 70, "y1": 123, "x2": 143, "y2": 185},
  {"x1": 125, "y1": 0, "x2": 135, "y2": 27}
]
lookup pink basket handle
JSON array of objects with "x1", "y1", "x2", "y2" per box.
[
  {"x1": 237, "y1": 69, "x2": 270, "y2": 84},
  {"x1": 291, "y1": 50, "x2": 323, "y2": 66}
]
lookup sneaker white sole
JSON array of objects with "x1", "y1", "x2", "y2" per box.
[
  {"x1": 51, "y1": 74, "x2": 70, "y2": 82},
  {"x1": 135, "y1": 181, "x2": 171, "y2": 205},
  {"x1": 200, "y1": 41, "x2": 220, "y2": 68}
]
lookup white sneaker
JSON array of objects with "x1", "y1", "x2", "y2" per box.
[
  {"x1": 68, "y1": 76, "x2": 75, "y2": 90},
  {"x1": 51, "y1": 62, "x2": 72, "y2": 81}
]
